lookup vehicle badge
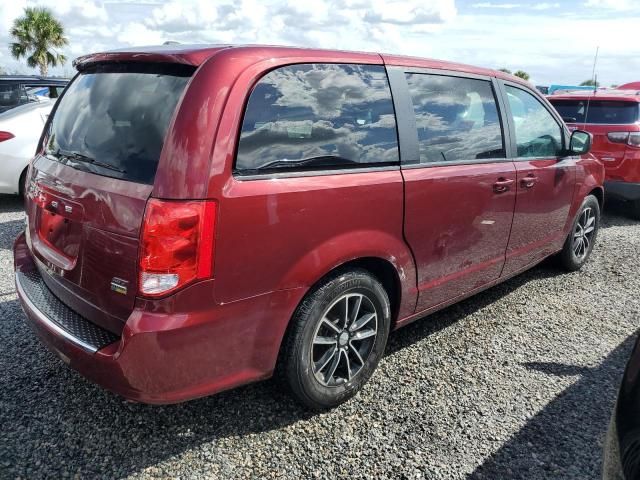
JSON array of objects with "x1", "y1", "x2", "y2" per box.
[{"x1": 110, "y1": 277, "x2": 128, "y2": 295}]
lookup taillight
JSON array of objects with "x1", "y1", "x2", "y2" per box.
[
  {"x1": 139, "y1": 199, "x2": 217, "y2": 297},
  {"x1": 607, "y1": 131, "x2": 640, "y2": 147},
  {"x1": 0, "y1": 131, "x2": 14, "y2": 142}
]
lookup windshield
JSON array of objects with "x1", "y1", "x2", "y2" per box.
[
  {"x1": 550, "y1": 99, "x2": 639, "y2": 125},
  {"x1": 45, "y1": 63, "x2": 194, "y2": 184}
]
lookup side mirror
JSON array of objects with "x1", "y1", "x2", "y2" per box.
[{"x1": 568, "y1": 130, "x2": 592, "y2": 155}]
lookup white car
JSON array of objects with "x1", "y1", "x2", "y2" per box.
[{"x1": 0, "y1": 98, "x2": 53, "y2": 195}]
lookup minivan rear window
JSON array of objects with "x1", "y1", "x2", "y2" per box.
[
  {"x1": 549, "y1": 99, "x2": 639, "y2": 125},
  {"x1": 45, "y1": 63, "x2": 194, "y2": 185}
]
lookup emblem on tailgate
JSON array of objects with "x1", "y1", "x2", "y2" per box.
[{"x1": 110, "y1": 277, "x2": 128, "y2": 295}]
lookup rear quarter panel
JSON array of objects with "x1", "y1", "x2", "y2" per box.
[{"x1": 214, "y1": 171, "x2": 416, "y2": 321}]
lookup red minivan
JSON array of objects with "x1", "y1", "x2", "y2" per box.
[
  {"x1": 548, "y1": 90, "x2": 640, "y2": 218},
  {"x1": 14, "y1": 45, "x2": 603, "y2": 409}
]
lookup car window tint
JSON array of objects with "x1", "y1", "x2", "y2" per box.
[
  {"x1": 235, "y1": 64, "x2": 399, "y2": 173},
  {"x1": 404, "y1": 73, "x2": 505, "y2": 164},
  {"x1": 549, "y1": 99, "x2": 639, "y2": 125},
  {"x1": 505, "y1": 86, "x2": 563, "y2": 158},
  {"x1": 0, "y1": 83, "x2": 28, "y2": 112},
  {"x1": 45, "y1": 63, "x2": 193, "y2": 185}
]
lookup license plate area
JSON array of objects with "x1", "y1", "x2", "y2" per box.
[{"x1": 33, "y1": 185, "x2": 84, "y2": 267}]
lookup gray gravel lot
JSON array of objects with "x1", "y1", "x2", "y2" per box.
[{"x1": 1, "y1": 194, "x2": 639, "y2": 479}]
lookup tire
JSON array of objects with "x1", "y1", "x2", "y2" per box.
[
  {"x1": 630, "y1": 199, "x2": 640, "y2": 221},
  {"x1": 280, "y1": 269, "x2": 391, "y2": 410},
  {"x1": 18, "y1": 168, "x2": 27, "y2": 198},
  {"x1": 558, "y1": 195, "x2": 600, "y2": 271}
]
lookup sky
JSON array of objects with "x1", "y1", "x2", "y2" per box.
[{"x1": 0, "y1": 0, "x2": 638, "y2": 86}]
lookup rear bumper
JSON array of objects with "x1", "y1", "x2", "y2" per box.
[
  {"x1": 605, "y1": 180, "x2": 640, "y2": 201},
  {"x1": 14, "y1": 232, "x2": 304, "y2": 404}
]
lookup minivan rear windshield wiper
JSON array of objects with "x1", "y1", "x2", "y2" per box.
[
  {"x1": 53, "y1": 148, "x2": 127, "y2": 174},
  {"x1": 254, "y1": 155, "x2": 360, "y2": 171}
]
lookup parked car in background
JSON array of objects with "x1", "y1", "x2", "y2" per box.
[
  {"x1": 548, "y1": 84, "x2": 599, "y2": 95},
  {"x1": 548, "y1": 90, "x2": 640, "y2": 218},
  {"x1": 619, "y1": 81, "x2": 640, "y2": 90},
  {"x1": 0, "y1": 76, "x2": 67, "y2": 114},
  {"x1": 0, "y1": 98, "x2": 54, "y2": 195},
  {"x1": 603, "y1": 335, "x2": 640, "y2": 480},
  {"x1": 14, "y1": 45, "x2": 603, "y2": 410}
]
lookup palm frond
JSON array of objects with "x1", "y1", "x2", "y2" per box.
[{"x1": 8, "y1": 6, "x2": 69, "y2": 74}]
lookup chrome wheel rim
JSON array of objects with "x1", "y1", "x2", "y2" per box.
[
  {"x1": 573, "y1": 206, "x2": 596, "y2": 260},
  {"x1": 311, "y1": 293, "x2": 378, "y2": 387}
]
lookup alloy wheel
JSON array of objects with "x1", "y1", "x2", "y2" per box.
[
  {"x1": 573, "y1": 206, "x2": 596, "y2": 260},
  {"x1": 311, "y1": 293, "x2": 378, "y2": 387}
]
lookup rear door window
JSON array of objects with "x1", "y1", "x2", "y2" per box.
[
  {"x1": 505, "y1": 86, "x2": 563, "y2": 158},
  {"x1": 549, "y1": 99, "x2": 639, "y2": 124},
  {"x1": 235, "y1": 63, "x2": 399, "y2": 174},
  {"x1": 404, "y1": 73, "x2": 506, "y2": 164},
  {"x1": 45, "y1": 63, "x2": 194, "y2": 185}
]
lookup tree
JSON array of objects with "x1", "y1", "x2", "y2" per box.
[
  {"x1": 513, "y1": 70, "x2": 530, "y2": 81},
  {"x1": 9, "y1": 7, "x2": 68, "y2": 77},
  {"x1": 580, "y1": 79, "x2": 600, "y2": 87},
  {"x1": 499, "y1": 68, "x2": 512, "y2": 74}
]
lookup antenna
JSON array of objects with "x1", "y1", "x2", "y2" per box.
[{"x1": 583, "y1": 46, "x2": 599, "y2": 128}]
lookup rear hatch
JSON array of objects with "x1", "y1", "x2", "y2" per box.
[
  {"x1": 24, "y1": 62, "x2": 194, "y2": 333},
  {"x1": 549, "y1": 98, "x2": 640, "y2": 173}
]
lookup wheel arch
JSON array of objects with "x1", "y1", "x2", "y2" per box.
[
  {"x1": 589, "y1": 186, "x2": 604, "y2": 210},
  {"x1": 315, "y1": 256, "x2": 404, "y2": 327}
]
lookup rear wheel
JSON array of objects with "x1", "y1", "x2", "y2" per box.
[
  {"x1": 281, "y1": 269, "x2": 391, "y2": 410},
  {"x1": 558, "y1": 195, "x2": 600, "y2": 271}
]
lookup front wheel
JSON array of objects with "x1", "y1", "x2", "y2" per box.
[
  {"x1": 280, "y1": 269, "x2": 391, "y2": 410},
  {"x1": 558, "y1": 194, "x2": 600, "y2": 271}
]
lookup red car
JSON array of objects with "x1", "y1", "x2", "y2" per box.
[
  {"x1": 548, "y1": 90, "x2": 640, "y2": 218},
  {"x1": 14, "y1": 45, "x2": 603, "y2": 410}
]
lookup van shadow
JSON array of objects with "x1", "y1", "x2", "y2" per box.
[
  {"x1": 1, "y1": 295, "x2": 314, "y2": 478},
  {"x1": 467, "y1": 334, "x2": 636, "y2": 480},
  {"x1": 386, "y1": 258, "x2": 562, "y2": 355},
  {"x1": 2, "y1": 259, "x2": 569, "y2": 479}
]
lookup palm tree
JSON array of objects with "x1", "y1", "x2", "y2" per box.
[
  {"x1": 513, "y1": 70, "x2": 530, "y2": 81},
  {"x1": 9, "y1": 7, "x2": 68, "y2": 77}
]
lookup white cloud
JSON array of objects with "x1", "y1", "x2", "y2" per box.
[
  {"x1": 118, "y1": 21, "x2": 165, "y2": 45},
  {"x1": 472, "y1": 3, "x2": 522, "y2": 9},
  {"x1": 532, "y1": 3, "x2": 560, "y2": 10},
  {"x1": 585, "y1": 0, "x2": 636, "y2": 9},
  {"x1": 0, "y1": 0, "x2": 638, "y2": 87}
]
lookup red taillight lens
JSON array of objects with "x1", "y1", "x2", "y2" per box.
[
  {"x1": 0, "y1": 131, "x2": 15, "y2": 142},
  {"x1": 139, "y1": 199, "x2": 217, "y2": 297}
]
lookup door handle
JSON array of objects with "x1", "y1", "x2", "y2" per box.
[
  {"x1": 520, "y1": 174, "x2": 538, "y2": 189},
  {"x1": 493, "y1": 178, "x2": 514, "y2": 194}
]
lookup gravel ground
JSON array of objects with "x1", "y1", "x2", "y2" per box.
[{"x1": 1, "y1": 194, "x2": 639, "y2": 480}]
